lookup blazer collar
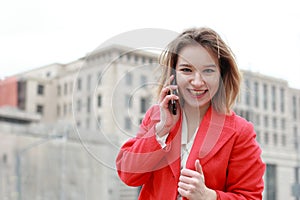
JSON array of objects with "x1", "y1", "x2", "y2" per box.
[{"x1": 186, "y1": 106, "x2": 236, "y2": 168}]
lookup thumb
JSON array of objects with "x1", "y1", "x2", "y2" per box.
[{"x1": 195, "y1": 159, "x2": 203, "y2": 174}]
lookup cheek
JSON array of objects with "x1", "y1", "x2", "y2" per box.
[
  {"x1": 175, "y1": 76, "x2": 188, "y2": 97},
  {"x1": 206, "y1": 77, "x2": 220, "y2": 91},
  {"x1": 175, "y1": 74, "x2": 186, "y2": 87}
]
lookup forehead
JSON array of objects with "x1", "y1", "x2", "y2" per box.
[{"x1": 177, "y1": 45, "x2": 217, "y2": 67}]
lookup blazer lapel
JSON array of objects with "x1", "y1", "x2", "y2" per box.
[{"x1": 186, "y1": 108, "x2": 236, "y2": 168}]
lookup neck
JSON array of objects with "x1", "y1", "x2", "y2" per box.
[
  {"x1": 183, "y1": 103, "x2": 211, "y2": 140},
  {"x1": 183, "y1": 103, "x2": 210, "y2": 123}
]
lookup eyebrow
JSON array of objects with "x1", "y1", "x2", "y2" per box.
[{"x1": 178, "y1": 63, "x2": 217, "y2": 68}]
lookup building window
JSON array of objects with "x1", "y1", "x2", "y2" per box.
[
  {"x1": 272, "y1": 117, "x2": 277, "y2": 129},
  {"x1": 126, "y1": 54, "x2": 131, "y2": 61},
  {"x1": 295, "y1": 167, "x2": 300, "y2": 186},
  {"x1": 263, "y1": 84, "x2": 268, "y2": 110},
  {"x1": 273, "y1": 133, "x2": 278, "y2": 145},
  {"x1": 266, "y1": 164, "x2": 277, "y2": 200},
  {"x1": 87, "y1": 74, "x2": 91, "y2": 91},
  {"x1": 254, "y1": 82, "x2": 259, "y2": 108},
  {"x1": 294, "y1": 126, "x2": 299, "y2": 150},
  {"x1": 37, "y1": 84, "x2": 44, "y2": 95},
  {"x1": 77, "y1": 99, "x2": 81, "y2": 112},
  {"x1": 125, "y1": 117, "x2": 131, "y2": 130},
  {"x1": 125, "y1": 73, "x2": 132, "y2": 85},
  {"x1": 125, "y1": 95, "x2": 132, "y2": 108},
  {"x1": 282, "y1": 134, "x2": 286, "y2": 146},
  {"x1": 134, "y1": 55, "x2": 138, "y2": 63},
  {"x1": 69, "y1": 103, "x2": 72, "y2": 114},
  {"x1": 280, "y1": 88, "x2": 285, "y2": 113},
  {"x1": 244, "y1": 111, "x2": 250, "y2": 121},
  {"x1": 36, "y1": 104, "x2": 44, "y2": 115},
  {"x1": 140, "y1": 97, "x2": 147, "y2": 113},
  {"x1": 69, "y1": 82, "x2": 73, "y2": 93},
  {"x1": 281, "y1": 118, "x2": 285, "y2": 130},
  {"x1": 264, "y1": 116, "x2": 269, "y2": 127},
  {"x1": 255, "y1": 114, "x2": 260, "y2": 126},
  {"x1": 139, "y1": 118, "x2": 143, "y2": 125},
  {"x1": 264, "y1": 132, "x2": 269, "y2": 144},
  {"x1": 97, "y1": 95, "x2": 102, "y2": 107},
  {"x1": 271, "y1": 85, "x2": 276, "y2": 111},
  {"x1": 57, "y1": 85, "x2": 61, "y2": 96},
  {"x1": 64, "y1": 83, "x2": 68, "y2": 95},
  {"x1": 87, "y1": 96, "x2": 91, "y2": 113},
  {"x1": 2, "y1": 154, "x2": 7, "y2": 164},
  {"x1": 57, "y1": 105, "x2": 61, "y2": 117},
  {"x1": 293, "y1": 96, "x2": 297, "y2": 120},
  {"x1": 63, "y1": 103, "x2": 67, "y2": 116},
  {"x1": 256, "y1": 130, "x2": 261, "y2": 143},
  {"x1": 77, "y1": 78, "x2": 82, "y2": 91},
  {"x1": 299, "y1": 97, "x2": 300, "y2": 120}
]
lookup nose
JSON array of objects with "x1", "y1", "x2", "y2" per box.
[{"x1": 191, "y1": 72, "x2": 204, "y2": 87}]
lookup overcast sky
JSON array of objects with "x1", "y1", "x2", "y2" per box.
[{"x1": 1, "y1": 0, "x2": 300, "y2": 89}]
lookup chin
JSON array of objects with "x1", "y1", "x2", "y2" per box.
[{"x1": 184, "y1": 100, "x2": 211, "y2": 109}]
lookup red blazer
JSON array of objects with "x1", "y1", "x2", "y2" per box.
[{"x1": 116, "y1": 105, "x2": 265, "y2": 200}]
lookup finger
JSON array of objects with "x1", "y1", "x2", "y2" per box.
[
  {"x1": 195, "y1": 160, "x2": 205, "y2": 184},
  {"x1": 180, "y1": 168, "x2": 199, "y2": 177},
  {"x1": 178, "y1": 187, "x2": 189, "y2": 199},
  {"x1": 179, "y1": 174, "x2": 193, "y2": 183},
  {"x1": 159, "y1": 89, "x2": 179, "y2": 107},
  {"x1": 195, "y1": 159, "x2": 203, "y2": 175},
  {"x1": 158, "y1": 87, "x2": 171, "y2": 103},
  {"x1": 159, "y1": 86, "x2": 177, "y2": 99},
  {"x1": 159, "y1": 87, "x2": 168, "y2": 97},
  {"x1": 178, "y1": 181, "x2": 190, "y2": 191}
]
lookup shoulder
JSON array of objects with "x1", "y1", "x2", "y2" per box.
[
  {"x1": 224, "y1": 111, "x2": 256, "y2": 143},
  {"x1": 227, "y1": 111, "x2": 254, "y2": 132}
]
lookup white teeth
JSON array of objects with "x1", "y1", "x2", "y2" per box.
[{"x1": 189, "y1": 90, "x2": 205, "y2": 96}]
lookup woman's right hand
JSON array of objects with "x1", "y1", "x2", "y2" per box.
[{"x1": 155, "y1": 76, "x2": 180, "y2": 137}]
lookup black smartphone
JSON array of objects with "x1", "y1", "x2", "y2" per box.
[{"x1": 168, "y1": 69, "x2": 178, "y2": 115}]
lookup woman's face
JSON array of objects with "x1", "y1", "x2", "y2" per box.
[{"x1": 176, "y1": 45, "x2": 220, "y2": 110}]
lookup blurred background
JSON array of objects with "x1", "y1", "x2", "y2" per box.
[{"x1": 0, "y1": 0, "x2": 300, "y2": 199}]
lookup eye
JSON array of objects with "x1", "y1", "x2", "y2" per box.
[
  {"x1": 180, "y1": 67, "x2": 192, "y2": 72},
  {"x1": 203, "y1": 68, "x2": 215, "y2": 73}
]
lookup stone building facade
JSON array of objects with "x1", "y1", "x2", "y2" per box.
[{"x1": 0, "y1": 45, "x2": 300, "y2": 200}]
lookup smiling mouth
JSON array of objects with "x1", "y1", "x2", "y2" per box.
[{"x1": 188, "y1": 89, "x2": 208, "y2": 97}]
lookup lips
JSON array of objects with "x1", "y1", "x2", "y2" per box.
[{"x1": 188, "y1": 89, "x2": 208, "y2": 97}]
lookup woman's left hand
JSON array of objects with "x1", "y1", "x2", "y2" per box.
[{"x1": 178, "y1": 160, "x2": 216, "y2": 200}]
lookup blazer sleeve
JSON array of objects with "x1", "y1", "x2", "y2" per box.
[
  {"x1": 116, "y1": 105, "x2": 171, "y2": 186},
  {"x1": 216, "y1": 121, "x2": 266, "y2": 200}
]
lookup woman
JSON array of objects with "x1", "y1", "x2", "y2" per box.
[{"x1": 116, "y1": 27, "x2": 265, "y2": 200}]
